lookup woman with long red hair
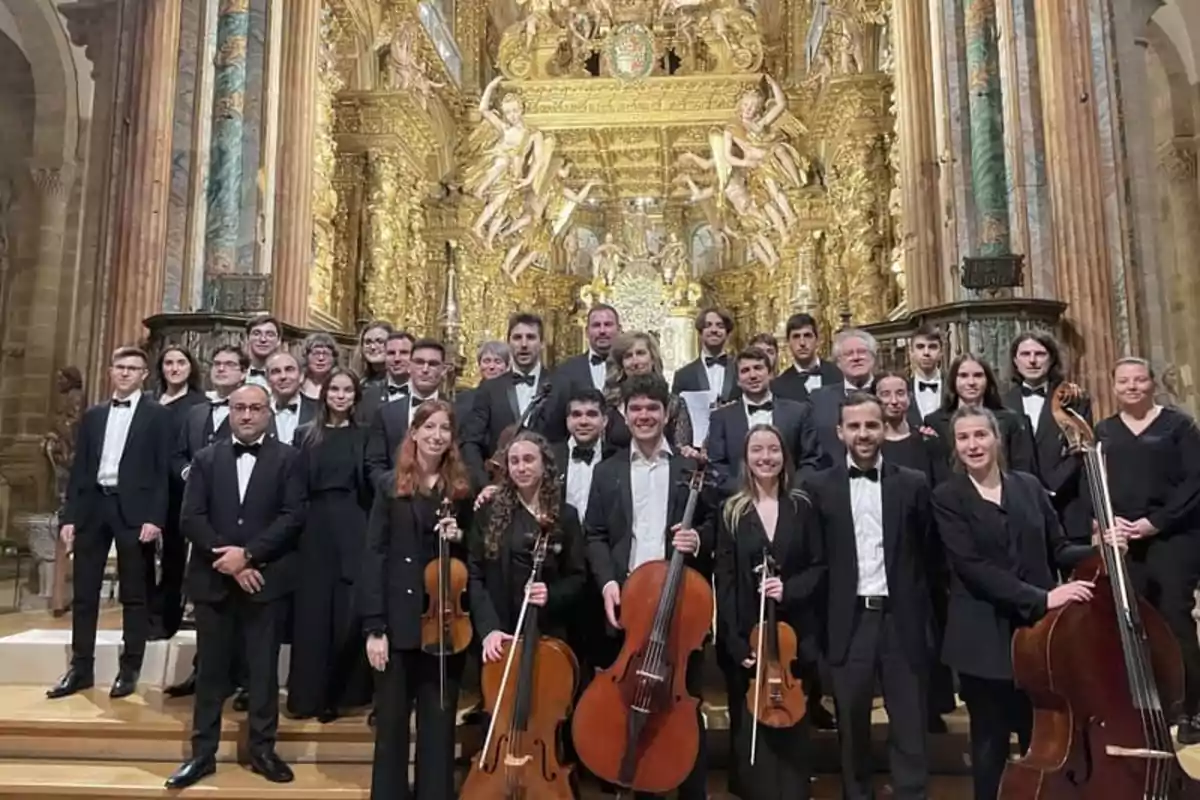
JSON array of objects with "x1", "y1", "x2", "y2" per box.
[{"x1": 358, "y1": 400, "x2": 473, "y2": 799}]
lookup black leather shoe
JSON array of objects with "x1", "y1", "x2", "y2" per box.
[
  {"x1": 164, "y1": 671, "x2": 196, "y2": 698},
  {"x1": 165, "y1": 756, "x2": 216, "y2": 789},
  {"x1": 317, "y1": 707, "x2": 339, "y2": 724},
  {"x1": 809, "y1": 703, "x2": 837, "y2": 731},
  {"x1": 232, "y1": 688, "x2": 249, "y2": 712},
  {"x1": 110, "y1": 667, "x2": 139, "y2": 699},
  {"x1": 249, "y1": 750, "x2": 294, "y2": 783},
  {"x1": 46, "y1": 667, "x2": 93, "y2": 699}
]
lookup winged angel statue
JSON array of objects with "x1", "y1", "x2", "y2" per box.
[
  {"x1": 462, "y1": 76, "x2": 597, "y2": 281},
  {"x1": 679, "y1": 74, "x2": 809, "y2": 269}
]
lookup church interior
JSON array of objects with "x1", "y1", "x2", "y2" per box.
[{"x1": 0, "y1": 0, "x2": 1197, "y2": 796}]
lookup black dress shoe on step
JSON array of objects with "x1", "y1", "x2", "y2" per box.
[
  {"x1": 46, "y1": 667, "x2": 93, "y2": 699},
  {"x1": 249, "y1": 751, "x2": 294, "y2": 783},
  {"x1": 110, "y1": 668, "x2": 140, "y2": 699},
  {"x1": 165, "y1": 755, "x2": 217, "y2": 789},
  {"x1": 232, "y1": 688, "x2": 249, "y2": 712},
  {"x1": 164, "y1": 671, "x2": 196, "y2": 698}
]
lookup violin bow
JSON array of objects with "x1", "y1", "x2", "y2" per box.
[
  {"x1": 750, "y1": 549, "x2": 770, "y2": 766},
  {"x1": 437, "y1": 498, "x2": 452, "y2": 711}
]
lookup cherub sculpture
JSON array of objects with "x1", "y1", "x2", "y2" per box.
[{"x1": 386, "y1": 22, "x2": 445, "y2": 109}]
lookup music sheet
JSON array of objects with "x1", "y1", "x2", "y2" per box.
[{"x1": 680, "y1": 390, "x2": 716, "y2": 447}]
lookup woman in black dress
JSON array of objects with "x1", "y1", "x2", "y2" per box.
[
  {"x1": 932, "y1": 406, "x2": 1096, "y2": 800},
  {"x1": 715, "y1": 424, "x2": 822, "y2": 800},
  {"x1": 353, "y1": 320, "x2": 393, "y2": 388},
  {"x1": 1095, "y1": 357, "x2": 1200, "y2": 743},
  {"x1": 359, "y1": 399, "x2": 474, "y2": 800},
  {"x1": 287, "y1": 368, "x2": 373, "y2": 721},
  {"x1": 923, "y1": 353, "x2": 1034, "y2": 476}
]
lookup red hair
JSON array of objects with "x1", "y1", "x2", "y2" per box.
[{"x1": 393, "y1": 399, "x2": 471, "y2": 500}]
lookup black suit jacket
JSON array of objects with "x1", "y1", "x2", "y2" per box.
[
  {"x1": 363, "y1": 394, "x2": 449, "y2": 494},
  {"x1": 546, "y1": 353, "x2": 603, "y2": 442},
  {"x1": 461, "y1": 370, "x2": 553, "y2": 489},
  {"x1": 807, "y1": 381, "x2": 874, "y2": 463},
  {"x1": 808, "y1": 462, "x2": 935, "y2": 668},
  {"x1": 771, "y1": 360, "x2": 841, "y2": 404},
  {"x1": 269, "y1": 394, "x2": 319, "y2": 446},
  {"x1": 906, "y1": 376, "x2": 944, "y2": 429},
  {"x1": 173, "y1": 400, "x2": 233, "y2": 480},
  {"x1": 923, "y1": 405, "x2": 1035, "y2": 476},
  {"x1": 671, "y1": 356, "x2": 738, "y2": 402},
  {"x1": 63, "y1": 398, "x2": 173, "y2": 531},
  {"x1": 932, "y1": 470, "x2": 1091, "y2": 679},
  {"x1": 582, "y1": 451, "x2": 714, "y2": 590},
  {"x1": 707, "y1": 397, "x2": 826, "y2": 493},
  {"x1": 180, "y1": 437, "x2": 304, "y2": 604},
  {"x1": 356, "y1": 380, "x2": 409, "y2": 426}
]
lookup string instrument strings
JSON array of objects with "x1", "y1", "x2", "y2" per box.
[
  {"x1": 419, "y1": 497, "x2": 472, "y2": 710},
  {"x1": 747, "y1": 548, "x2": 806, "y2": 766}
]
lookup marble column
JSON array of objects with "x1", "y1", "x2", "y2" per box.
[
  {"x1": 108, "y1": 0, "x2": 183, "y2": 349},
  {"x1": 202, "y1": 0, "x2": 250, "y2": 287},
  {"x1": 963, "y1": 0, "x2": 1010, "y2": 259},
  {"x1": 1157, "y1": 141, "x2": 1200, "y2": 408},
  {"x1": 893, "y1": 0, "x2": 943, "y2": 310},
  {"x1": 1035, "y1": 0, "x2": 1119, "y2": 408},
  {"x1": 270, "y1": 0, "x2": 321, "y2": 326}
]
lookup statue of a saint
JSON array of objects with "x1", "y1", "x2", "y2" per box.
[
  {"x1": 386, "y1": 22, "x2": 445, "y2": 108},
  {"x1": 590, "y1": 232, "x2": 628, "y2": 285}
]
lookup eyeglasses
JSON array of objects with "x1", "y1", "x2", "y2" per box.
[
  {"x1": 232, "y1": 403, "x2": 268, "y2": 414},
  {"x1": 411, "y1": 357, "x2": 444, "y2": 369},
  {"x1": 249, "y1": 330, "x2": 279, "y2": 341},
  {"x1": 111, "y1": 365, "x2": 145, "y2": 374}
]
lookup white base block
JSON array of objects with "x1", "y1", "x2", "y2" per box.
[{"x1": 0, "y1": 630, "x2": 292, "y2": 687}]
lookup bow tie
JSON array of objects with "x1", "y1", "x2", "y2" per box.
[
  {"x1": 276, "y1": 402, "x2": 298, "y2": 413},
  {"x1": 248, "y1": 368, "x2": 266, "y2": 377},
  {"x1": 589, "y1": 353, "x2": 606, "y2": 366},
  {"x1": 747, "y1": 401, "x2": 774, "y2": 414},
  {"x1": 386, "y1": 384, "x2": 409, "y2": 396},
  {"x1": 849, "y1": 466, "x2": 880, "y2": 482},
  {"x1": 799, "y1": 368, "x2": 822, "y2": 378},
  {"x1": 1021, "y1": 384, "x2": 1047, "y2": 398},
  {"x1": 512, "y1": 372, "x2": 536, "y2": 387},
  {"x1": 918, "y1": 381, "x2": 939, "y2": 392},
  {"x1": 411, "y1": 395, "x2": 432, "y2": 407},
  {"x1": 233, "y1": 442, "x2": 261, "y2": 458},
  {"x1": 705, "y1": 355, "x2": 727, "y2": 368},
  {"x1": 111, "y1": 399, "x2": 131, "y2": 408},
  {"x1": 572, "y1": 446, "x2": 596, "y2": 463},
  {"x1": 211, "y1": 398, "x2": 229, "y2": 407}
]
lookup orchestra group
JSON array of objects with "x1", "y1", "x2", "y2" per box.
[{"x1": 47, "y1": 304, "x2": 1200, "y2": 799}]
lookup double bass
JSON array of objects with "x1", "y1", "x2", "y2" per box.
[
  {"x1": 1001, "y1": 384, "x2": 1200, "y2": 799},
  {"x1": 570, "y1": 462, "x2": 714, "y2": 795},
  {"x1": 746, "y1": 549, "x2": 806, "y2": 765},
  {"x1": 420, "y1": 498, "x2": 472, "y2": 708},
  {"x1": 462, "y1": 515, "x2": 578, "y2": 800}
]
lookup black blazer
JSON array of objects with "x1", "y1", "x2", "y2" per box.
[
  {"x1": 173, "y1": 400, "x2": 232, "y2": 480},
  {"x1": 807, "y1": 381, "x2": 872, "y2": 462},
  {"x1": 671, "y1": 356, "x2": 738, "y2": 402},
  {"x1": 707, "y1": 397, "x2": 826, "y2": 493},
  {"x1": 363, "y1": 393, "x2": 453, "y2": 494},
  {"x1": 582, "y1": 451, "x2": 714, "y2": 590},
  {"x1": 356, "y1": 380, "x2": 409, "y2": 426},
  {"x1": 180, "y1": 437, "x2": 304, "y2": 604},
  {"x1": 461, "y1": 370, "x2": 553, "y2": 488},
  {"x1": 771, "y1": 360, "x2": 842, "y2": 404},
  {"x1": 62, "y1": 397, "x2": 173, "y2": 531},
  {"x1": 546, "y1": 353, "x2": 603, "y2": 442},
  {"x1": 932, "y1": 470, "x2": 1091, "y2": 680},
  {"x1": 807, "y1": 462, "x2": 935, "y2": 668},
  {"x1": 358, "y1": 490, "x2": 474, "y2": 650},
  {"x1": 270, "y1": 394, "x2": 319, "y2": 446},
  {"x1": 906, "y1": 376, "x2": 944, "y2": 429},
  {"x1": 714, "y1": 492, "x2": 825, "y2": 665},
  {"x1": 292, "y1": 422, "x2": 372, "y2": 581},
  {"x1": 467, "y1": 503, "x2": 587, "y2": 642},
  {"x1": 923, "y1": 406, "x2": 1035, "y2": 476}
]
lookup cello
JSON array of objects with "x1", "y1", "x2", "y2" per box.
[
  {"x1": 1000, "y1": 383, "x2": 1200, "y2": 799},
  {"x1": 746, "y1": 549, "x2": 807, "y2": 765},
  {"x1": 420, "y1": 497, "x2": 472, "y2": 709},
  {"x1": 570, "y1": 462, "x2": 714, "y2": 795},
  {"x1": 461, "y1": 515, "x2": 578, "y2": 800}
]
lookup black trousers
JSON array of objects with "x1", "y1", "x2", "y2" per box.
[
  {"x1": 287, "y1": 576, "x2": 371, "y2": 717},
  {"x1": 829, "y1": 608, "x2": 929, "y2": 800},
  {"x1": 148, "y1": 487, "x2": 188, "y2": 638},
  {"x1": 71, "y1": 493, "x2": 154, "y2": 671},
  {"x1": 371, "y1": 649, "x2": 464, "y2": 800},
  {"x1": 725, "y1": 653, "x2": 813, "y2": 800},
  {"x1": 191, "y1": 594, "x2": 283, "y2": 758},
  {"x1": 959, "y1": 674, "x2": 1031, "y2": 800},
  {"x1": 1129, "y1": 534, "x2": 1200, "y2": 716}
]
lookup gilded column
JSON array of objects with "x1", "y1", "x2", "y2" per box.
[
  {"x1": 362, "y1": 151, "x2": 405, "y2": 324},
  {"x1": 1035, "y1": 0, "x2": 1118, "y2": 407},
  {"x1": 893, "y1": 0, "x2": 942, "y2": 309},
  {"x1": 108, "y1": 0, "x2": 183, "y2": 348},
  {"x1": 271, "y1": 0, "x2": 321, "y2": 326},
  {"x1": 963, "y1": 0, "x2": 1010, "y2": 258},
  {"x1": 203, "y1": 0, "x2": 249, "y2": 285}
]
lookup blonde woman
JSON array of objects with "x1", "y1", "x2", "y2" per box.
[{"x1": 602, "y1": 331, "x2": 696, "y2": 454}]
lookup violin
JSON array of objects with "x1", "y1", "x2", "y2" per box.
[
  {"x1": 570, "y1": 462, "x2": 714, "y2": 795},
  {"x1": 419, "y1": 498, "x2": 472, "y2": 708},
  {"x1": 488, "y1": 382, "x2": 554, "y2": 483},
  {"x1": 746, "y1": 549, "x2": 806, "y2": 764},
  {"x1": 462, "y1": 513, "x2": 578, "y2": 800},
  {"x1": 1001, "y1": 383, "x2": 1200, "y2": 799}
]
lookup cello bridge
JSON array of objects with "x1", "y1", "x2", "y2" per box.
[
  {"x1": 1103, "y1": 745, "x2": 1176, "y2": 761},
  {"x1": 502, "y1": 754, "x2": 533, "y2": 767}
]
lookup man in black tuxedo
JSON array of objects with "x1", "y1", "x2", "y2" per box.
[
  {"x1": 772, "y1": 312, "x2": 843, "y2": 403},
  {"x1": 166, "y1": 384, "x2": 303, "y2": 789},
  {"x1": 808, "y1": 328, "x2": 879, "y2": 461},
  {"x1": 549, "y1": 304, "x2": 620, "y2": 439},
  {"x1": 244, "y1": 315, "x2": 281, "y2": 389},
  {"x1": 583, "y1": 375, "x2": 712, "y2": 800},
  {"x1": 173, "y1": 346, "x2": 247, "y2": 481},
  {"x1": 808, "y1": 392, "x2": 934, "y2": 800},
  {"x1": 48, "y1": 347, "x2": 172, "y2": 700},
  {"x1": 906, "y1": 324, "x2": 944, "y2": 428},
  {"x1": 708, "y1": 346, "x2": 826, "y2": 493},
  {"x1": 671, "y1": 306, "x2": 738, "y2": 402},
  {"x1": 356, "y1": 330, "x2": 414, "y2": 424},
  {"x1": 364, "y1": 338, "x2": 447, "y2": 493},
  {"x1": 462, "y1": 312, "x2": 553, "y2": 488},
  {"x1": 265, "y1": 351, "x2": 318, "y2": 446}
]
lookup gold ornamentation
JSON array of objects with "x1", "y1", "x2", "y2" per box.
[
  {"x1": 310, "y1": 5, "x2": 343, "y2": 322},
  {"x1": 386, "y1": 21, "x2": 445, "y2": 109}
]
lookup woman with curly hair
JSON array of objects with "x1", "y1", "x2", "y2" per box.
[{"x1": 358, "y1": 399, "x2": 474, "y2": 799}]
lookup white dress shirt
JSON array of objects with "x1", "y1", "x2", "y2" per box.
[
  {"x1": 408, "y1": 389, "x2": 439, "y2": 424},
  {"x1": 245, "y1": 367, "x2": 269, "y2": 390},
  {"x1": 234, "y1": 435, "x2": 266, "y2": 503},
  {"x1": 1021, "y1": 383, "x2": 1047, "y2": 434},
  {"x1": 384, "y1": 379, "x2": 409, "y2": 403},
  {"x1": 848, "y1": 455, "x2": 888, "y2": 596},
  {"x1": 206, "y1": 390, "x2": 231, "y2": 432},
  {"x1": 588, "y1": 352, "x2": 606, "y2": 391},
  {"x1": 912, "y1": 372, "x2": 942, "y2": 421},
  {"x1": 629, "y1": 439, "x2": 673, "y2": 572},
  {"x1": 514, "y1": 364, "x2": 543, "y2": 417},
  {"x1": 794, "y1": 362, "x2": 823, "y2": 394},
  {"x1": 704, "y1": 356, "x2": 727, "y2": 399},
  {"x1": 97, "y1": 390, "x2": 142, "y2": 487},
  {"x1": 273, "y1": 396, "x2": 301, "y2": 445},
  {"x1": 566, "y1": 438, "x2": 601, "y2": 519},
  {"x1": 743, "y1": 393, "x2": 775, "y2": 428}
]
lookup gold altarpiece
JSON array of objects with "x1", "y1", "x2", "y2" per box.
[{"x1": 316, "y1": 0, "x2": 901, "y2": 384}]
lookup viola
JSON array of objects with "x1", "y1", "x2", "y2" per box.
[
  {"x1": 1001, "y1": 383, "x2": 1200, "y2": 799},
  {"x1": 746, "y1": 549, "x2": 806, "y2": 763},
  {"x1": 462, "y1": 516, "x2": 578, "y2": 800},
  {"x1": 488, "y1": 382, "x2": 554, "y2": 483},
  {"x1": 570, "y1": 463, "x2": 714, "y2": 795},
  {"x1": 419, "y1": 498, "x2": 472, "y2": 708}
]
